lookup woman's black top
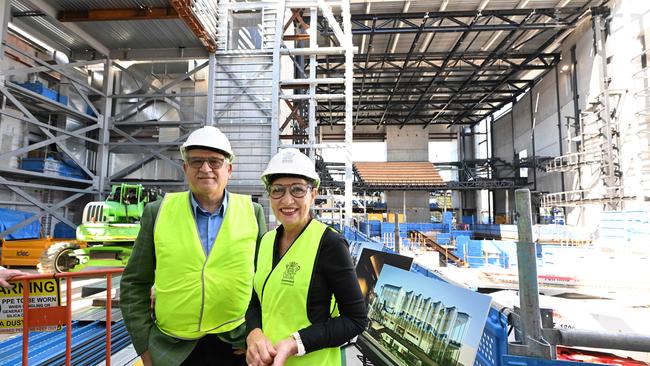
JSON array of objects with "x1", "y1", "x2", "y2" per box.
[{"x1": 246, "y1": 224, "x2": 368, "y2": 353}]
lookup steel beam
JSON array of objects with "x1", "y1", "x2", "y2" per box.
[
  {"x1": 109, "y1": 131, "x2": 191, "y2": 180},
  {"x1": 58, "y1": 7, "x2": 179, "y2": 22},
  {"x1": 423, "y1": 12, "x2": 545, "y2": 127},
  {"x1": 110, "y1": 127, "x2": 183, "y2": 172},
  {"x1": 378, "y1": 14, "x2": 429, "y2": 126},
  {"x1": 354, "y1": 17, "x2": 376, "y2": 126},
  {"x1": 510, "y1": 189, "x2": 553, "y2": 359},
  {"x1": 111, "y1": 61, "x2": 208, "y2": 122},
  {"x1": 214, "y1": 63, "x2": 272, "y2": 118},
  {"x1": 19, "y1": 0, "x2": 110, "y2": 56}
]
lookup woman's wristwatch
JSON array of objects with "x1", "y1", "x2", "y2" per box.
[{"x1": 291, "y1": 332, "x2": 306, "y2": 356}]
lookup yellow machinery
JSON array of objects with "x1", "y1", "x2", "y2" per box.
[{"x1": 0, "y1": 237, "x2": 86, "y2": 267}]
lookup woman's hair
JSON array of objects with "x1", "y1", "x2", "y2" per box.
[
  {"x1": 265, "y1": 173, "x2": 317, "y2": 188},
  {"x1": 266, "y1": 174, "x2": 318, "y2": 219}
]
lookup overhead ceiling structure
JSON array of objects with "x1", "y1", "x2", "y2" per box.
[
  {"x1": 315, "y1": 0, "x2": 602, "y2": 127},
  {"x1": 7, "y1": 0, "x2": 600, "y2": 128},
  {"x1": 9, "y1": 0, "x2": 213, "y2": 60}
]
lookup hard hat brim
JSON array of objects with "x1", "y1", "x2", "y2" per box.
[{"x1": 183, "y1": 145, "x2": 234, "y2": 161}]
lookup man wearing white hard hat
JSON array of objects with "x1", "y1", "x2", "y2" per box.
[{"x1": 121, "y1": 126, "x2": 266, "y2": 366}]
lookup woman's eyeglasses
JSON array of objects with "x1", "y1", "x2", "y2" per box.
[
  {"x1": 268, "y1": 183, "x2": 312, "y2": 199},
  {"x1": 187, "y1": 157, "x2": 226, "y2": 169}
]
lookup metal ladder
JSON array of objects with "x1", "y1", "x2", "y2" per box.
[{"x1": 261, "y1": 6, "x2": 277, "y2": 50}]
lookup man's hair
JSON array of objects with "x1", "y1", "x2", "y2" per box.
[{"x1": 184, "y1": 146, "x2": 232, "y2": 162}]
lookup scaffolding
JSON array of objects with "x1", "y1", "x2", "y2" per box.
[
  {"x1": 541, "y1": 12, "x2": 625, "y2": 209},
  {"x1": 0, "y1": 40, "x2": 108, "y2": 237},
  {"x1": 632, "y1": 50, "x2": 650, "y2": 202},
  {"x1": 0, "y1": 4, "x2": 218, "y2": 237},
  {"x1": 271, "y1": 0, "x2": 355, "y2": 226}
]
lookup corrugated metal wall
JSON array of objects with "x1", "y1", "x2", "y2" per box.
[{"x1": 213, "y1": 55, "x2": 273, "y2": 214}]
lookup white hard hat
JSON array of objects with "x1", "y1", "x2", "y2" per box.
[
  {"x1": 261, "y1": 148, "x2": 320, "y2": 188},
  {"x1": 180, "y1": 126, "x2": 235, "y2": 161}
]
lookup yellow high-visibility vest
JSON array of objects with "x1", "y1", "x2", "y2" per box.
[
  {"x1": 154, "y1": 191, "x2": 258, "y2": 339},
  {"x1": 254, "y1": 220, "x2": 340, "y2": 366}
]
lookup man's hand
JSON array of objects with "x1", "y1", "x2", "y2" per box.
[
  {"x1": 246, "y1": 328, "x2": 277, "y2": 366},
  {"x1": 271, "y1": 337, "x2": 298, "y2": 366},
  {"x1": 0, "y1": 269, "x2": 27, "y2": 289},
  {"x1": 140, "y1": 350, "x2": 153, "y2": 366}
]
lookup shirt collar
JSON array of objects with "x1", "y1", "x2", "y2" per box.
[{"x1": 190, "y1": 190, "x2": 228, "y2": 217}]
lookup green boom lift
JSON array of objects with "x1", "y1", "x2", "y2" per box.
[{"x1": 38, "y1": 184, "x2": 162, "y2": 273}]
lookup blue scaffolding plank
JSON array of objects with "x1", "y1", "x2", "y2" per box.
[{"x1": 0, "y1": 320, "x2": 130, "y2": 366}]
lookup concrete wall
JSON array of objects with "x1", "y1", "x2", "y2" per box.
[
  {"x1": 386, "y1": 125, "x2": 429, "y2": 161},
  {"x1": 492, "y1": 112, "x2": 516, "y2": 219},
  {"x1": 385, "y1": 125, "x2": 430, "y2": 222},
  {"x1": 491, "y1": 0, "x2": 650, "y2": 227},
  {"x1": 385, "y1": 190, "x2": 430, "y2": 223}
]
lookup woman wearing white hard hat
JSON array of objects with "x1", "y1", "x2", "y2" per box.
[{"x1": 245, "y1": 148, "x2": 367, "y2": 366}]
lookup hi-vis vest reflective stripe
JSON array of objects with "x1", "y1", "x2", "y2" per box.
[
  {"x1": 253, "y1": 220, "x2": 340, "y2": 366},
  {"x1": 154, "y1": 191, "x2": 258, "y2": 339}
]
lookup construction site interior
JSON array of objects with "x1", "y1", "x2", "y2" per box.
[{"x1": 0, "y1": 0, "x2": 649, "y2": 365}]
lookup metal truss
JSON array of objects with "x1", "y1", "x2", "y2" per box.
[
  {"x1": 309, "y1": 5, "x2": 599, "y2": 127},
  {"x1": 315, "y1": 155, "x2": 527, "y2": 191},
  {"x1": 540, "y1": 188, "x2": 634, "y2": 208},
  {"x1": 345, "y1": 8, "x2": 584, "y2": 34},
  {"x1": 108, "y1": 60, "x2": 209, "y2": 184},
  {"x1": 350, "y1": 179, "x2": 526, "y2": 192}
]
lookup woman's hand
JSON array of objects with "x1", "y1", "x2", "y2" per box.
[
  {"x1": 246, "y1": 328, "x2": 277, "y2": 366},
  {"x1": 271, "y1": 337, "x2": 298, "y2": 366}
]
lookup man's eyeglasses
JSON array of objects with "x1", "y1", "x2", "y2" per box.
[
  {"x1": 268, "y1": 183, "x2": 312, "y2": 199},
  {"x1": 187, "y1": 157, "x2": 226, "y2": 169}
]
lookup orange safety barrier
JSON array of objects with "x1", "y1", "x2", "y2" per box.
[{"x1": 13, "y1": 268, "x2": 124, "y2": 366}]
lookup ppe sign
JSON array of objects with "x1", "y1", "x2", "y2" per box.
[{"x1": 0, "y1": 279, "x2": 61, "y2": 333}]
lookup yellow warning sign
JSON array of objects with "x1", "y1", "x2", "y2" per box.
[{"x1": 0, "y1": 278, "x2": 61, "y2": 333}]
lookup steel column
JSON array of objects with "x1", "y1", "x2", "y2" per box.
[{"x1": 510, "y1": 189, "x2": 552, "y2": 358}]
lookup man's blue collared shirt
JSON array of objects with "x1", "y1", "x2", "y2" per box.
[{"x1": 190, "y1": 191, "x2": 228, "y2": 255}]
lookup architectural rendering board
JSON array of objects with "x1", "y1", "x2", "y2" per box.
[
  {"x1": 355, "y1": 248, "x2": 414, "y2": 306},
  {"x1": 362, "y1": 265, "x2": 491, "y2": 366},
  {"x1": 350, "y1": 242, "x2": 385, "y2": 267}
]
